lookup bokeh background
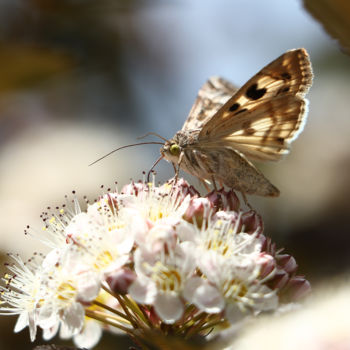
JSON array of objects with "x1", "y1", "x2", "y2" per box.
[{"x1": 0, "y1": 0, "x2": 349, "y2": 349}]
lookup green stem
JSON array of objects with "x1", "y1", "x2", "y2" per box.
[
  {"x1": 198, "y1": 318, "x2": 226, "y2": 332},
  {"x1": 92, "y1": 299, "x2": 130, "y2": 321},
  {"x1": 102, "y1": 284, "x2": 140, "y2": 329},
  {"x1": 122, "y1": 294, "x2": 151, "y2": 327},
  {"x1": 85, "y1": 309, "x2": 132, "y2": 334}
]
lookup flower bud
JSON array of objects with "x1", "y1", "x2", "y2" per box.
[
  {"x1": 276, "y1": 254, "x2": 298, "y2": 274},
  {"x1": 241, "y1": 210, "x2": 263, "y2": 235},
  {"x1": 183, "y1": 198, "x2": 212, "y2": 227},
  {"x1": 106, "y1": 268, "x2": 136, "y2": 295},
  {"x1": 281, "y1": 276, "x2": 311, "y2": 301},
  {"x1": 267, "y1": 269, "x2": 289, "y2": 290},
  {"x1": 258, "y1": 253, "x2": 276, "y2": 279},
  {"x1": 169, "y1": 178, "x2": 200, "y2": 199},
  {"x1": 206, "y1": 189, "x2": 240, "y2": 212}
]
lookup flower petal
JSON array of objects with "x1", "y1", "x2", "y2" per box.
[
  {"x1": 128, "y1": 278, "x2": 157, "y2": 304},
  {"x1": 14, "y1": 311, "x2": 28, "y2": 333},
  {"x1": 184, "y1": 277, "x2": 224, "y2": 314},
  {"x1": 42, "y1": 323, "x2": 59, "y2": 341},
  {"x1": 62, "y1": 302, "x2": 85, "y2": 335},
  {"x1": 76, "y1": 271, "x2": 101, "y2": 302},
  {"x1": 74, "y1": 320, "x2": 102, "y2": 349},
  {"x1": 154, "y1": 293, "x2": 184, "y2": 324}
]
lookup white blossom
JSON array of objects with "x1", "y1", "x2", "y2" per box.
[
  {"x1": 129, "y1": 241, "x2": 196, "y2": 324},
  {"x1": 0, "y1": 254, "x2": 46, "y2": 341}
]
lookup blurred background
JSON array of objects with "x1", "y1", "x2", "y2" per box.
[{"x1": 0, "y1": 0, "x2": 349, "y2": 349}]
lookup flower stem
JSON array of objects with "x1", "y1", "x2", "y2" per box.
[
  {"x1": 85, "y1": 309, "x2": 132, "y2": 334},
  {"x1": 92, "y1": 299, "x2": 130, "y2": 321}
]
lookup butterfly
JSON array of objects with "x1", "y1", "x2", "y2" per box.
[{"x1": 160, "y1": 48, "x2": 313, "y2": 197}]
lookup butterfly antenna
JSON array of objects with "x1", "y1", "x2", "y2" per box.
[
  {"x1": 137, "y1": 132, "x2": 169, "y2": 142},
  {"x1": 89, "y1": 142, "x2": 164, "y2": 166},
  {"x1": 147, "y1": 155, "x2": 164, "y2": 183}
]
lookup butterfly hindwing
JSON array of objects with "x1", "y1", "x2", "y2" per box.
[{"x1": 181, "y1": 76, "x2": 238, "y2": 131}]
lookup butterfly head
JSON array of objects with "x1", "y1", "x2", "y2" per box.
[{"x1": 160, "y1": 139, "x2": 182, "y2": 163}]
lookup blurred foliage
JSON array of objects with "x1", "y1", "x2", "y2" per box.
[
  {"x1": 0, "y1": 45, "x2": 73, "y2": 92},
  {"x1": 304, "y1": 0, "x2": 350, "y2": 55},
  {"x1": 0, "y1": 0, "x2": 164, "y2": 132}
]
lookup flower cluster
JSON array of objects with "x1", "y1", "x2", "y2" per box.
[{"x1": 0, "y1": 178, "x2": 310, "y2": 349}]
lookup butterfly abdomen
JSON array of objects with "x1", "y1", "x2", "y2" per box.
[{"x1": 180, "y1": 146, "x2": 279, "y2": 197}]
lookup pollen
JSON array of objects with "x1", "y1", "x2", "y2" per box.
[
  {"x1": 153, "y1": 264, "x2": 182, "y2": 292},
  {"x1": 94, "y1": 250, "x2": 114, "y2": 270},
  {"x1": 57, "y1": 281, "x2": 77, "y2": 301}
]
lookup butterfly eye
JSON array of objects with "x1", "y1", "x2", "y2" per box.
[{"x1": 169, "y1": 144, "x2": 180, "y2": 156}]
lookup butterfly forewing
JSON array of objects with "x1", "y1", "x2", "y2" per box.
[
  {"x1": 203, "y1": 95, "x2": 307, "y2": 161},
  {"x1": 198, "y1": 49, "x2": 313, "y2": 161},
  {"x1": 181, "y1": 76, "x2": 238, "y2": 131}
]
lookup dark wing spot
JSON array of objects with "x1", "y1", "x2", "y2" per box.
[
  {"x1": 277, "y1": 86, "x2": 290, "y2": 95},
  {"x1": 229, "y1": 103, "x2": 240, "y2": 112},
  {"x1": 276, "y1": 137, "x2": 284, "y2": 144},
  {"x1": 246, "y1": 84, "x2": 267, "y2": 100},
  {"x1": 281, "y1": 72, "x2": 291, "y2": 80},
  {"x1": 245, "y1": 127, "x2": 255, "y2": 135},
  {"x1": 234, "y1": 108, "x2": 248, "y2": 116}
]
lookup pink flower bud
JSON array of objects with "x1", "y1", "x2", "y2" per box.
[
  {"x1": 169, "y1": 178, "x2": 200, "y2": 199},
  {"x1": 276, "y1": 254, "x2": 298, "y2": 274},
  {"x1": 268, "y1": 269, "x2": 289, "y2": 290},
  {"x1": 183, "y1": 198, "x2": 212, "y2": 227},
  {"x1": 282, "y1": 276, "x2": 311, "y2": 301},
  {"x1": 258, "y1": 253, "x2": 276, "y2": 279},
  {"x1": 106, "y1": 268, "x2": 136, "y2": 295},
  {"x1": 206, "y1": 189, "x2": 240, "y2": 211},
  {"x1": 240, "y1": 211, "x2": 263, "y2": 235}
]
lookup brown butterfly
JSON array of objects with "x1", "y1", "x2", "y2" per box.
[{"x1": 160, "y1": 48, "x2": 313, "y2": 197}]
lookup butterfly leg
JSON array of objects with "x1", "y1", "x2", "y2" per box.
[
  {"x1": 170, "y1": 162, "x2": 179, "y2": 184},
  {"x1": 240, "y1": 191, "x2": 253, "y2": 210},
  {"x1": 171, "y1": 162, "x2": 177, "y2": 175},
  {"x1": 211, "y1": 176, "x2": 218, "y2": 192},
  {"x1": 173, "y1": 152, "x2": 184, "y2": 184}
]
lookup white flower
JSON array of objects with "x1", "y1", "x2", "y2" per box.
[
  {"x1": 118, "y1": 183, "x2": 191, "y2": 250},
  {"x1": 129, "y1": 241, "x2": 196, "y2": 324},
  {"x1": 71, "y1": 200, "x2": 134, "y2": 276},
  {"x1": 0, "y1": 178, "x2": 309, "y2": 349},
  {"x1": 0, "y1": 254, "x2": 45, "y2": 341},
  {"x1": 37, "y1": 248, "x2": 101, "y2": 337},
  {"x1": 184, "y1": 215, "x2": 278, "y2": 321},
  {"x1": 34, "y1": 195, "x2": 83, "y2": 249}
]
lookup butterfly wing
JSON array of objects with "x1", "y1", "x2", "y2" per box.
[
  {"x1": 198, "y1": 48, "x2": 313, "y2": 161},
  {"x1": 181, "y1": 76, "x2": 238, "y2": 131},
  {"x1": 180, "y1": 146, "x2": 280, "y2": 196}
]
